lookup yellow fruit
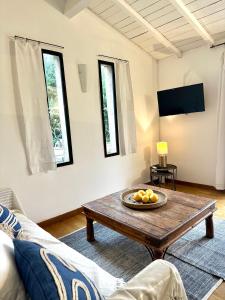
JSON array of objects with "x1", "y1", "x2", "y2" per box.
[
  {"x1": 146, "y1": 189, "x2": 153, "y2": 196},
  {"x1": 138, "y1": 191, "x2": 145, "y2": 200},
  {"x1": 150, "y1": 193, "x2": 159, "y2": 203},
  {"x1": 133, "y1": 192, "x2": 142, "y2": 202},
  {"x1": 138, "y1": 190, "x2": 146, "y2": 196},
  {"x1": 142, "y1": 195, "x2": 150, "y2": 203}
]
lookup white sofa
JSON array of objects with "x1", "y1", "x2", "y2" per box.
[{"x1": 0, "y1": 188, "x2": 187, "y2": 300}]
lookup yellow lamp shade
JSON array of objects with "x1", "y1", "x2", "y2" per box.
[{"x1": 157, "y1": 142, "x2": 168, "y2": 155}]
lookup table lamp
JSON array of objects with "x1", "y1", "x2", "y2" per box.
[{"x1": 157, "y1": 142, "x2": 168, "y2": 168}]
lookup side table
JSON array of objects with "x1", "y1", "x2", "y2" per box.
[{"x1": 150, "y1": 164, "x2": 177, "y2": 190}]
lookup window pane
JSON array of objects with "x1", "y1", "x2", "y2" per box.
[
  {"x1": 99, "y1": 61, "x2": 119, "y2": 157},
  {"x1": 42, "y1": 50, "x2": 73, "y2": 166}
]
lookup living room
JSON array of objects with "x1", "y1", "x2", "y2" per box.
[{"x1": 0, "y1": 0, "x2": 225, "y2": 299}]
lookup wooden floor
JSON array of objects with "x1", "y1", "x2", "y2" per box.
[{"x1": 41, "y1": 182, "x2": 225, "y2": 300}]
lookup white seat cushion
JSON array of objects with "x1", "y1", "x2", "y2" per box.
[{"x1": 0, "y1": 230, "x2": 26, "y2": 300}]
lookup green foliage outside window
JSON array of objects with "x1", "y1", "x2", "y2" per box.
[
  {"x1": 101, "y1": 72, "x2": 110, "y2": 143},
  {"x1": 44, "y1": 56, "x2": 63, "y2": 147}
]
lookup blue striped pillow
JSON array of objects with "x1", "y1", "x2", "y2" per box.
[{"x1": 0, "y1": 204, "x2": 22, "y2": 238}]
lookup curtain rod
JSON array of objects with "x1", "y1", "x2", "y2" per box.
[
  {"x1": 12, "y1": 35, "x2": 64, "y2": 49},
  {"x1": 210, "y1": 42, "x2": 225, "y2": 49},
  {"x1": 98, "y1": 54, "x2": 128, "y2": 63}
]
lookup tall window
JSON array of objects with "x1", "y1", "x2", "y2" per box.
[
  {"x1": 98, "y1": 60, "x2": 119, "y2": 157},
  {"x1": 42, "y1": 50, "x2": 73, "y2": 166}
]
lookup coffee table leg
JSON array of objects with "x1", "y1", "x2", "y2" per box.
[
  {"x1": 206, "y1": 214, "x2": 214, "y2": 238},
  {"x1": 145, "y1": 246, "x2": 166, "y2": 260},
  {"x1": 86, "y1": 217, "x2": 95, "y2": 242}
]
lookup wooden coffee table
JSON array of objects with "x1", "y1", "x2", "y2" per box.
[{"x1": 82, "y1": 184, "x2": 216, "y2": 260}]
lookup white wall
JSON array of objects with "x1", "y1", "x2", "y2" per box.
[
  {"x1": 158, "y1": 46, "x2": 224, "y2": 186},
  {"x1": 45, "y1": 0, "x2": 65, "y2": 12},
  {"x1": 0, "y1": 0, "x2": 158, "y2": 222}
]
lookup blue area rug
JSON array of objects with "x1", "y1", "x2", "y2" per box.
[
  {"x1": 61, "y1": 219, "x2": 224, "y2": 300},
  {"x1": 168, "y1": 219, "x2": 225, "y2": 280}
]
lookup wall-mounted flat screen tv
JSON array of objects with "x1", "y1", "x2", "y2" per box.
[{"x1": 157, "y1": 83, "x2": 205, "y2": 117}]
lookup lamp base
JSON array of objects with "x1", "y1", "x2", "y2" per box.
[{"x1": 159, "y1": 155, "x2": 167, "y2": 168}]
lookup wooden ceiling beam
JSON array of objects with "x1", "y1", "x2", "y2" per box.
[
  {"x1": 64, "y1": 0, "x2": 91, "y2": 18},
  {"x1": 111, "y1": 0, "x2": 182, "y2": 57},
  {"x1": 169, "y1": 0, "x2": 214, "y2": 45}
]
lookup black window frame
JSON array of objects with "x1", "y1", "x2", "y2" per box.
[
  {"x1": 98, "y1": 60, "x2": 120, "y2": 158},
  {"x1": 42, "y1": 49, "x2": 73, "y2": 167}
]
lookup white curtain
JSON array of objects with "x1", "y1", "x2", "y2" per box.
[
  {"x1": 14, "y1": 39, "x2": 56, "y2": 174},
  {"x1": 115, "y1": 61, "x2": 137, "y2": 156},
  {"x1": 215, "y1": 51, "x2": 225, "y2": 189}
]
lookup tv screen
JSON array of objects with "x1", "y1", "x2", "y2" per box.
[{"x1": 157, "y1": 83, "x2": 205, "y2": 117}]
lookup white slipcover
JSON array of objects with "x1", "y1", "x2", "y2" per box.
[
  {"x1": 0, "y1": 231, "x2": 26, "y2": 300},
  {"x1": 109, "y1": 260, "x2": 187, "y2": 300}
]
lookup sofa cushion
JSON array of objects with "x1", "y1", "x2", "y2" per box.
[
  {"x1": 0, "y1": 230, "x2": 26, "y2": 300},
  {"x1": 13, "y1": 239, "x2": 104, "y2": 300},
  {"x1": 0, "y1": 204, "x2": 22, "y2": 238},
  {"x1": 15, "y1": 212, "x2": 124, "y2": 298}
]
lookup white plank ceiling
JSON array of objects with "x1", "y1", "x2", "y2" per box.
[
  {"x1": 87, "y1": 0, "x2": 225, "y2": 59},
  {"x1": 45, "y1": 0, "x2": 225, "y2": 59}
]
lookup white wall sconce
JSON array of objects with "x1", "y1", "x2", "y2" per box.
[{"x1": 77, "y1": 64, "x2": 87, "y2": 93}]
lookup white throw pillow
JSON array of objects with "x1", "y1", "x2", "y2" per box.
[{"x1": 0, "y1": 230, "x2": 26, "y2": 300}]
